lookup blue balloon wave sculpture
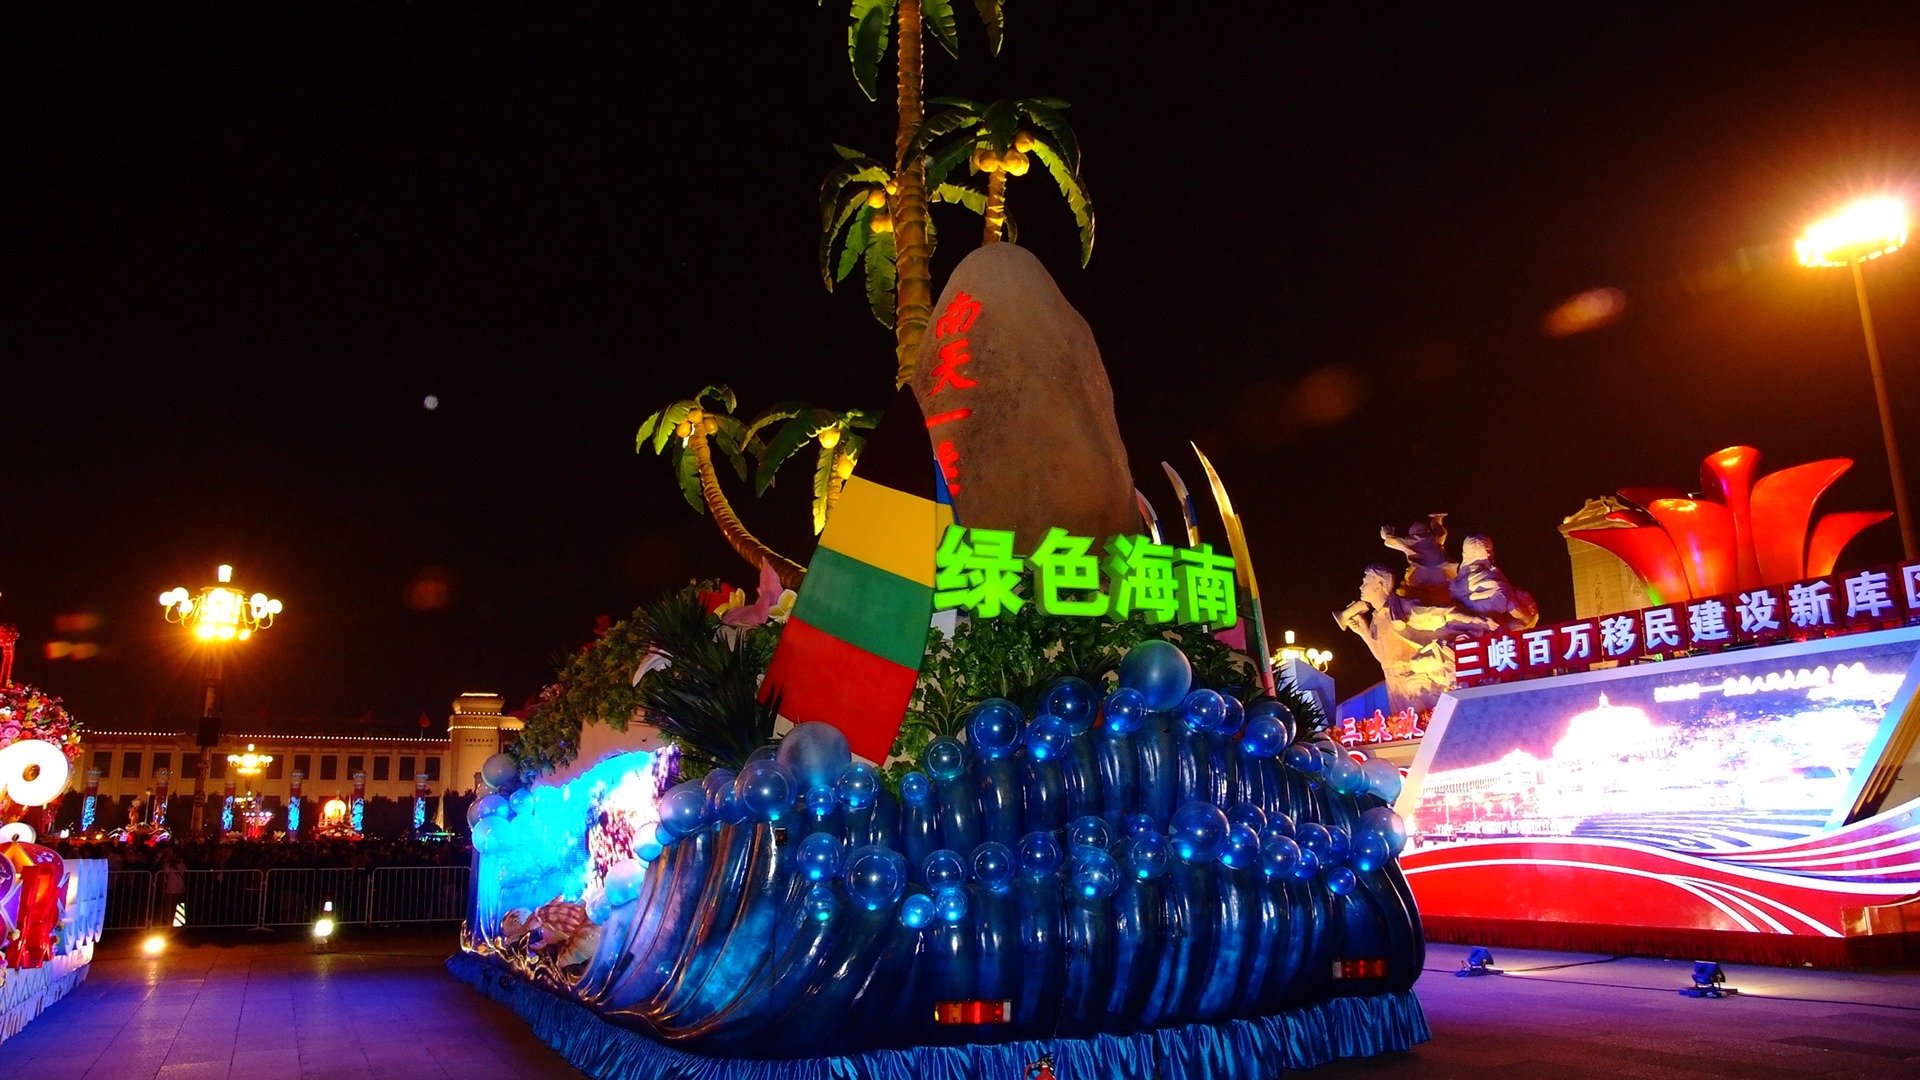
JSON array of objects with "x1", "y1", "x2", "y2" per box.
[{"x1": 461, "y1": 639, "x2": 1426, "y2": 1070}]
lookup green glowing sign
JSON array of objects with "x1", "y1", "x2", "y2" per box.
[{"x1": 934, "y1": 525, "x2": 1238, "y2": 625}]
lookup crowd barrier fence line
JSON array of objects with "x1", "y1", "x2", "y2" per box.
[{"x1": 98, "y1": 866, "x2": 469, "y2": 930}]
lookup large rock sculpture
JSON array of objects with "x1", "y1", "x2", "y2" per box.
[
  {"x1": 911, "y1": 243, "x2": 1135, "y2": 550},
  {"x1": 1336, "y1": 518, "x2": 1536, "y2": 715}
]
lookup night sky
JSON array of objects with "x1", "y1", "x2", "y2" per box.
[{"x1": 5, "y1": 3, "x2": 1918, "y2": 729}]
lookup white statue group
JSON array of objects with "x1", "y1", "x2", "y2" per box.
[{"x1": 1336, "y1": 514, "x2": 1537, "y2": 715}]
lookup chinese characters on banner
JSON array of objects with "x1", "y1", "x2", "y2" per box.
[
  {"x1": 1455, "y1": 560, "x2": 1920, "y2": 687},
  {"x1": 934, "y1": 525, "x2": 1238, "y2": 625},
  {"x1": 926, "y1": 291, "x2": 982, "y2": 495}
]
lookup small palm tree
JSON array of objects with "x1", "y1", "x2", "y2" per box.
[
  {"x1": 745, "y1": 402, "x2": 882, "y2": 533},
  {"x1": 636, "y1": 386, "x2": 805, "y2": 588},
  {"x1": 909, "y1": 96, "x2": 1093, "y2": 261},
  {"x1": 819, "y1": 146, "x2": 989, "y2": 329},
  {"x1": 822, "y1": 0, "x2": 1008, "y2": 386}
]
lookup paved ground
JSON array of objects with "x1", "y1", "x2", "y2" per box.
[{"x1": 4, "y1": 932, "x2": 1918, "y2": 1078}]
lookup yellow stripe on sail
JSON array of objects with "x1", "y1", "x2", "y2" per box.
[{"x1": 819, "y1": 476, "x2": 939, "y2": 588}]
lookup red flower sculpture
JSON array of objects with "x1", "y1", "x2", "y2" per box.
[{"x1": 1570, "y1": 445, "x2": 1891, "y2": 602}]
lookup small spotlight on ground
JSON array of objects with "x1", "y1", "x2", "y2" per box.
[
  {"x1": 1679, "y1": 960, "x2": 1736, "y2": 998},
  {"x1": 314, "y1": 900, "x2": 336, "y2": 952},
  {"x1": 143, "y1": 934, "x2": 166, "y2": 956},
  {"x1": 1456, "y1": 946, "x2": 1499, "y2": 977}
]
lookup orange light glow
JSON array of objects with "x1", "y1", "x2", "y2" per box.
[{"x1": 1796, "y1": 197, "x2": 1908, "y2": 267}]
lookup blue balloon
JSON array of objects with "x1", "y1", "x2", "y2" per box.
[
  {"x1": 1245, "y1": 700, "x2": 1297, "y2": 745},
  {"x1": 735, "y1": 759, "x2": 796, "y2": 821},
  {"x1": 508, "y1": 787, "x2": 533, "y2": 815},
  {"x1": 1324, "y1": 865, "x2": 1359, "y2": 895},
  {"x1": 1101, "y1": 687, "x2": 1150, "y2": 735},
  {"x1": 1326, "y1": 753, "x2": 1366, "y2": 795},
  {"x1": 1363, "y1": 757, "x2": 1405, "y2": 803},
  {"x1": 703, "y1": 768, "x2": 737, "y2": 805},
  {"x1": 1264, "y1": 811, "x2": 1296, "y2": 839},
  {"x1": 843, "y1": 845, "x2": 906, "y2": 911},
  {"x1": 471, "y1": 793, "x2": 508, "y2": 821},
  {"x1": 604, "y1": 859, "x2": 646, "y2": 906},
  {"x1": 966, "y1": 698, "x2": 1025, "y2": 761},
  {"x1": 1292, "y1": 845, "x2": 1322, "y2": 880},
  {"x1": 1295, "y1": 822, "x2": 1334, "y2": 861},
  {"x1": 745, "y1": 744, "x2": 780, "y2": 763},
  {"x1": 836, "y1": 762, "x2": 880, "y2": 809},
  {"x1": 1126, "y1": 831, "x2": 1170, "y2": 879},
  {"x1": 1351, "y1": 829, "x2": 1395, "y2": 872},
  {"x1": 1016, "y1": 831, "x2": 1062, "y2": 877},
  {"x1": 970, "y1": 841, "x2": 1015, "y2": 892},
  {"x1": 1121, "y1": 811, "x2": 1159, "y2": 839},
  {"x1": 924, "y1": 737, "x2": 970, "y2": 781},
  {"x1": 659, "y1": 780, "x2": 710, "y2": 835},
  {"x1": 1283, "y1": 744, "x2": 1323, "y2": 774},
  {"x1": 1361, "y1": 806, "x2": 1409, "y2": 854},
  {"x1": 934, "y1": 885, "x2": 970, "y2": 923},
  {"x1": 1042, "y1": 676, "x2": 1099, "y2": 736},
  {"x1": 1226, "y1": 804, "x2": 1267, "y2": 834},
  {"x1": 1179, "y1": 689, "x2": 1228, "y2": 733},
  {"x1": 637, "y1": 837, "x2": 664, "y2": 861},
  {"x1": 1219, "y1": 695, "x2": 1246, "y2": 736},
  {"x1": 1169, "y1": 801, "x2": 1230, "y2": 864},
  {"x1": 1242, "y1": 716, "x2": 1287, "y2": 758},
  {"x1": 1260, "y1": 835, "x2": 1302, "y2": 878},
  {"x1": 1118, "y1": 640, "x2": 1192, "y2": 711},
  {"x1": 778, "y1": 722, "x2": 853, "y2": 793},
  {"x1": 899, "y1": 770, "x2": 932, "y2": 805},
  {"x1": 803, "y1": 785, "x2": 838, "y2": 818},
  {"x1": 481, "y1": 753, "x2": 519, "y2": 791},
  {"x1": 1025, "y1": 715, "x2": 1072, "y2": 761},
  {"x1": 900, "y1": 892, "x2": 936, "y2": 929},
  {"x1": 1066, "y1": 815, "x2": 1112, "y2": 852},
  {"x1": 471, "y1": 815, "x2": 504, "y2": 853},
  {"x1": 1327, "y1": 825, "x2": 1352, "y2": 864},
  {"x1": 923, "y1": 848, "x2": 967, "y2": 889},
  {"x1": 797, "y1": 831, "x2": 844, "y2": 882},
  {"x1": 805, "y1": 882, "x2": 838, "y2": 922},
  {"x1": 1072, "y1": 848, "x2": 1123, "y2": 900},
  {"x1": 1220, "y1": 822, "x2": 1262, "y2": 870}
]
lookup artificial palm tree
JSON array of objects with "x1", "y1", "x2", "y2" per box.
[
  {"x1": 636, "y1": 386, "x2": 806, "y2": 588},
  {"x1": 745, "y1": 402, "x2": 883, "y2": 534},
  {"x1": 818, "y1": 145, "x2": 988, "y2": 328},
  {"x1": 824, "y1": 0, "x2": 1007, "y2": 387},
  {"x1": 908, "y1": 96, "x2": 1093, "y2": 259}
]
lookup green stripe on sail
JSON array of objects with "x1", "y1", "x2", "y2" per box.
[{"x1": 790, "y1": 545, "x2": 932, "y2": 670}]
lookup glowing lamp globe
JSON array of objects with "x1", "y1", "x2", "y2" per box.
[{"x1": 1796, "y1": 197, "x2": 1908, "y2": 267}]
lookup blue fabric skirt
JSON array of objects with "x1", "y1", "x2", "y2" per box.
[{"x1": 448, "y1": 952, "x2": 1429, "y2": 1079}]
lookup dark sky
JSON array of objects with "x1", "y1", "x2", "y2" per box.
[{"x1": 4, "y1": 2, "x2": 1918, "y2": 728}]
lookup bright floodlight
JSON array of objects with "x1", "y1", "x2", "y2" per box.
[
  {"x1": 1796, "y1": 197, "x2": 1909, "y2": 267},
  {"x1": 143, "y1": 934, "x2": 166, "y2": 956}
]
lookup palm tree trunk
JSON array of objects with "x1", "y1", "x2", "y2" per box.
[
  {"x1": 688, "y1": 426, "x2": 807, "y2": 589},
  {"x1": 982, "y1": 169, "x2": 1007, "y2": 245},
  {"x1": 891, "y1": 0, "x2": 933, "y2": 389}
]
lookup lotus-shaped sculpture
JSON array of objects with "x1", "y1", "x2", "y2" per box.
[{"x1": 1569, "y1": 446, "x2": 1890, "y2": 603}]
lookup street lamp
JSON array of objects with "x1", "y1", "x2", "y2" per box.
[
  {"x1": 159, "y1": 564, "x2": 283, "y2": 836},
  {"x1": 1797, "y1": 196, "x2": 1915, "y2": 561}
]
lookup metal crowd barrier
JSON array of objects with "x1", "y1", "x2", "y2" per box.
[
  {"x1": 367, "y1": 866, "x2": 470, "y2": 923},
  {"x1": 97, "y1": 866, "x2": 469, "y2": 931},
  {"x1": 103, "y1": 870, "x2": 153, "y2": 931}
]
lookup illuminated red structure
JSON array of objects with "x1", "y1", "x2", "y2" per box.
[{"x1": 1569, "y1": 446, "x2": 1891, "y2": 602}]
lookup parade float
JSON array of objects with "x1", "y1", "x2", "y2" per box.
[
  {"x1": 448, "y1": 9, "x2": 1427, "y2": 1075},
  {"x1": 1358, "y1": 447, "x2": 1920, "y2": 965},
  {"x1": 0, "y1": 626, "x2": 108, "y2": 1046}
]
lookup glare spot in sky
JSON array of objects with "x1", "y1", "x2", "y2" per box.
[{"x1": 423, "y1": 395, "x2": 439, "y2": 410}]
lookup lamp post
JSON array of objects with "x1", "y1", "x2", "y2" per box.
[
  {"x1": 228, "y1": 744, "x2": 273, "y2": 839},
  {"x1": 159, "y1": 564, "x2": 283, "y2": 836},
  {"x1": 1796, "y1": 196, "x2": 1916, "y2": 561}
]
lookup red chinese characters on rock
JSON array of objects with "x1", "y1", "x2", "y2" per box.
[
  {"x1": 1454, "y1": 559, "x2": 1920, "y2": 688},
  {"x1": 926, "y1": 290, "x2": 983, "y2": 495}
]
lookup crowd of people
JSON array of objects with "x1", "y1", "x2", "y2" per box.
[{"x1": 43, "y1": 836, "x2": 472, "y2": 873}]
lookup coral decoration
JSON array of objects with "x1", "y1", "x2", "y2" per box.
[{"x1": 1570, "y1": 446, "x2": 1891, "y2": 601}]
